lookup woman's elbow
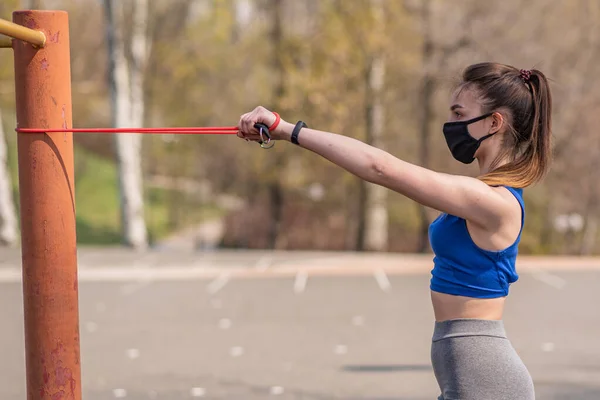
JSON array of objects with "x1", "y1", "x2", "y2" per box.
[{"x1": 366, "y1": 154, "x2": 389, "y2": 184}]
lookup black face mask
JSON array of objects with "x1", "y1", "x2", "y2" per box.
[{"x1": 442, "y1": 113, "x2": 495, "y2": 164}]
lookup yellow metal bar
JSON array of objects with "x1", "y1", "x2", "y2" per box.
[
  {"x1": 0, "y1": 18, "x2": 45, "y2": 47},
  {"x1": 0, "y1": 36, "x2": 11, "y2": 48}
]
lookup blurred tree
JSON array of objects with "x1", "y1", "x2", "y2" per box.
[
  {"x1": 0, "y1": 110, "x2": 17, "y2": 246},
  {"x1": 321, "y1": 0, "x2": 401, "y2": 251},
  {"x1": 359, "y1": 0, "x2": 388, "y2": 252},
  {"x1": 104, "y1": 0, "x2": 148, "y2": 249},
  {"x1": 0, "y1": 1, "x2": 26, "y2": 247},
  {"x1": 266, "y1": 0, "x2": 285, "y2": 249},
  {"x1": 415, "y1": 0, "x2": 434, "y2": 253},
  {"x1": 5, "y1": 0, "x2": 596, "y2": 254},
  {"x1": 409, "y1": 0, "x2": 482, "y2": 253}
]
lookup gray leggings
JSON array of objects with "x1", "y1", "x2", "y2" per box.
[{"x1": 431, "y1": 319, "x2": 535, "y2": 400}]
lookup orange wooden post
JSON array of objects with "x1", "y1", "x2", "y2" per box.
[{"x1": 13, "y1": 10, "x2": 81, "y2": 400}]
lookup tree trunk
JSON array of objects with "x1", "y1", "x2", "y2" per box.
[
  {"x1": 356, "y1": 178, "x2": 367, "y2": 251},
  {"x1": 356, "y1": 0, "x2": 388, "y2": 252},
  {"x1": 267, "y1": 0, "x2": 285, "y2": 249},
  {"x1": 580, "y1": 136, "x2": 600, "y2": 255},
  {"x1": 105, "y1": 0, "x2": 148, "y2": 249},
  {"x1": 539, "y1": 196, "x2": 554, "y2": 251},
  {"x1": 362, "y1": 55, "x2": 388, "y2": 251},
  {"x1": 0, "y1": 109, "x2": 18, "y2": 246},
  {"x1": 417, "y1": 0, "x2": 434, "y2": 253},
  {"x1": 130, "y1": 0, "x2": 149, "y2": 128},
  {"x1": 128, "y1": 0, "x2": 150, "y2": 245},
  {"x1": 580, "y1": 216, "x2": 597, "y2": 255},
  {"x1": 416, "y1": 74, "x2": 433, "y2": 253}
]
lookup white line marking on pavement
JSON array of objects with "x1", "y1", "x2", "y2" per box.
[
  {"x1": 85, "y1": 321, "x2": 98, "y2": 333},
  {"x1": 254, "y1": 255, "x2": 273, "y2": 272},
  {"x1": 541, "y1": 342, "x2": 555, "y2": 352},
  {"x1": 0, "y1": 259, "x2": 585, "y2": 285},
  {"x1": 531, "y1": 269, "x2": 566, "y2": 289},
  {"x1": 229, "y1": 346, "x2": 244, "y2": 357},
  {"x1": 126, "y1": 348, "x2": 140, "y2": 360},
  {"x1": 270, "y1": 386, "x2": 285, "y2": 395},
  {"x1": 293, "y1": 271, "x2": 308, "y2": 294},
  {"x1": 207, "y1": 271, "x2": 232, "y2": 294},
  {"x1": 0, "y1": 266, "x2": 222, "y2": 284},
  {"x1": 218, "y1": 318, "x2": 232, "y2": 330},
  {"x1": 374, "y1": 268, "x2": 391, "y2": 292},
  {"x1": 190, "y1": 387, "x2": 206, "y2": 397},
  {"x1": 0, "y1": 268, "x2": 20, "y2": 282}
]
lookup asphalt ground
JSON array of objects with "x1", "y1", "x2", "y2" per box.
[{"x1": 0, "y1": 249, "x2": 599, "y2": 399}]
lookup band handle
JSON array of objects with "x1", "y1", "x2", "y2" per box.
[{"x1": 254, "y1": 123, "x2": 274, "y2": 149}]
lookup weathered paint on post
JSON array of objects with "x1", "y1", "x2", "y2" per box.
[{"x1": 13, "y1": 10, "x2": 81, "y2": 400}]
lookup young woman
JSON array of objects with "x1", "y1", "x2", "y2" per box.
[{"x1": 237, "y1": 62, "x2": 551, "y2": 400}]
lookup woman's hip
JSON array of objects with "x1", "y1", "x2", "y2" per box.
[{"x1": 431, "y1": 318, "x2": 534, "y2": 400}]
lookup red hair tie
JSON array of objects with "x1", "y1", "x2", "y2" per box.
[{"x1": 520, "y1": 69, "x2": 532, "y2": 83}]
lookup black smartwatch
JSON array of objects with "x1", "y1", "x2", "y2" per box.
[{"x1": 291, "y1": 121, "x2": 307, "y2": 145}]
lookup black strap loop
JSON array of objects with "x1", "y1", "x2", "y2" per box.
[{"x1": 291, "y1": 121, "x2": 307, "y2": 145}]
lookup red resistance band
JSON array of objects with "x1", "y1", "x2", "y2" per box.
[
  {"x1": 16, "y1": 127, "x2": 239, "y2": 135},
  {"x1": 15, "y1": 113, "x2": 281, "y2": 136}
]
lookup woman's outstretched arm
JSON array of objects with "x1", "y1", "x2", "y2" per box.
[{"x1": 238, "y1": 107, "x2": 514, "y2": 229}]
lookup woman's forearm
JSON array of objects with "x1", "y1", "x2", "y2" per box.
[{"x1": 278, "y1": 122, "x2": 387, "y2": 183}]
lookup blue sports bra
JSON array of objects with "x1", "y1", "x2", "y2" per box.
[{"x1": 428, "y1": 186, "x2": 524, "y2": 299}]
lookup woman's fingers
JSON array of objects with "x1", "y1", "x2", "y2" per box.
[
  {"x1": 247, "y1": 109, "x2": 259, "y2": 134},
  {"x1": 238, "y1": 112, "x2": 248, "y2": 134},
  {"x1": 238, "y1": 106, "x2": 276, "y2": 142},
  {"x1": 239, "y1": 112, "x2": 252, "y2": 137},
  {"x1": 245, "y1": 111, "x2": 257, "y2": 136}
]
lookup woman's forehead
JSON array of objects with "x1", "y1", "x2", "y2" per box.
[{"x1": 451, "y1": 86, "x2": 479, "y2": 106}]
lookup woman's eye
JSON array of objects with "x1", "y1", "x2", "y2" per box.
[{"x1": 454, "y1": 112, "x2": 461, "y2": 117}]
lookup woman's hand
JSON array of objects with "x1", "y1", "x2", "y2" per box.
[{"x1": 237, "y1": 106, "x2": 293, "y2": 142}]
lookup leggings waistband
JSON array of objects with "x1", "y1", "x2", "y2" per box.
[{"x1": 432, "y1": 318, "x2": 507, "y2": 342}]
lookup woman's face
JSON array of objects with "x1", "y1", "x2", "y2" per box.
[{"x1": 447, "y1": 88, "x2": 492, "y2": 140}]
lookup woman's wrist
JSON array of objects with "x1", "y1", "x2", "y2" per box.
[{"x1": 275, "y1": 120, "x2": 295, "y2": 141}]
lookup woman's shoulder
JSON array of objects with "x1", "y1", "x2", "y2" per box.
[{"x1": 490, "y1": 185, "x2": 524, "y2": 197}]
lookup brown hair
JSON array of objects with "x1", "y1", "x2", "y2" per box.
[{"x1": 457, "y1": 62, "x2": 552, "y2": 188}]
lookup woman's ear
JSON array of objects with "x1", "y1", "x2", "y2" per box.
[{"x1": 490, "y1": 111, "x2": 504, "y2": 134}]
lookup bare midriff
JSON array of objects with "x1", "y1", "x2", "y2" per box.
[{"x1": 431, "y1": 290, "x2": 506, "y2": 322}]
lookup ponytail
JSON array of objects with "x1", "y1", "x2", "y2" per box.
[{"x1": 473, "y1": 66, "x2": 553, "y2": 188}]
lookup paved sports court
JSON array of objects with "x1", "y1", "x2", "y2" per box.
[{"x1": 0, "y1": 249, "x2": 598, "y2": 399}]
